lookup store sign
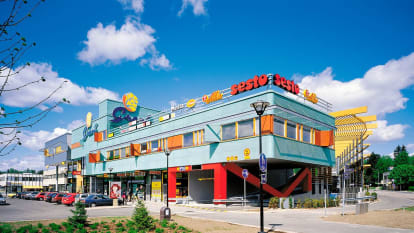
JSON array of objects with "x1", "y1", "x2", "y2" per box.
[
  {"x1": 82, "y1": 112, "x2": 99, "y2": 141},
  {"x1": 86, "y1": 112, "x2": 92, "y2": 128},
  {"x1": 304, "y1": 89, "x2": 318, "y2": 104},
  {"x1": 159, "y1": 113, "x2": 175, "y2": 122},
  {"x1": 72, "y1": 171, "x2": 81, "y2": 175},
  {"x1": 111, "y1": 93, "x2": 139, "y2": 123},
  {"x1": 186, "y1": 99, "x2": 196, "y2": 108},
  {"x1": 230, "y1": 74, "x2": 300, "y2": 95},
  {"x1": 202, "y1": 90, "x2": 223, "y2": 104},
  {"x1": 171, "y1": 104, "x2": 185, "y2": 112}
]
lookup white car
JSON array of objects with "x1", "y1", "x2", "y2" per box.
[{"x1": 0, "y1": 193, "x2": 6, "y2": 205}]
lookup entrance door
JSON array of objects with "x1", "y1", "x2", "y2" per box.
[{"x1": 176, "y1": 172, "x2": 188, "y2": 198}]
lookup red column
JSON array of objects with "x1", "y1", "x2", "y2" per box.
[
  {"x1": 168, "y1": 167, "x2": 176, "y2": 202},
  {"x1": 203, "y1": 163, "x2": 227, "y2": 204}
]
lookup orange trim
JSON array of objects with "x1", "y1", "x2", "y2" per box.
[
  {"x1": 319, "y1": 130, "x2": 334, "y2": 147},
  {"x1": 130, "y1": 143, "x2": 140, "y2": 156},
  {"x1": 71, "y1": 142, "x2": 81, "y2": 149},
  {"x1": 261, "y1": 115, "x2": 274, "y2": 134},
  {"x1": 167, "y1": 135, "x2": 183, "y2": 150}
]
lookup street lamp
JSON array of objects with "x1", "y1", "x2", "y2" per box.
[
  {"x1": 250, "y1": 100, "x2": 270, "y2": 233},
  {"x1": 161, "y1": 148, "x2": 172, "y2": 221}
]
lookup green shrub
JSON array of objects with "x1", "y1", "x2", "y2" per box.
[
  {"x1": 127, "y1": 228, "x2": 137, "y2": 233},
  {"x1": 49, "y1": 223, "x2": 61, "y2": 231},
  {"x1": 90, "y1": 223, "x2": 99, "y2": 229},
  {"x1": 90, "y1": 231, "x2": 98, "y2": 233},
  {"x1": 365, "y1": 191, "x2": 370, "y2": 196},
  {"x1": 296, "y1": 199, "x2": 302, "y2": 208},
  {"x1": 408, "y1": 186, "x2": 414, "y2": 191},
  {"x1": 155, "y1": 228, "x2": 165, "y2": 233},
  {"x1": 160, "y1": 220, "x2": 169, "y2": 228},
  {"x1": 288, "y1": 196, "x2": 293, "y2": 208},
  {"x1": 116, "y1": 227, "x2": 126, "y2": 232},
  {"x1": 0, "y1": 224, "x2": 14, "y2": 233},
  {"x1": 132, "y1": 200, "x2": 155, "y2": 231},
  {"x1": 280, "y1": 198, "x2": 285, "y2": 209},
  {"x1": 68, "y1": 201, "x2": 88, "y2": 227},
  {"x1": 371, "y1": 192, "x2": 377, "y2": 200},
  {"x1": 303, "y1": 198, "x2": 312, "y2": 208},
  {"x1": 112, "y1": 219, "x2": 116, "y2": 223},
  {"x1": 103, "y1": 225, "x2": 110, "y2": 229},
  {"x1": 37, "y1": 223, "x2": 44, "y2": 229},
  {"x1": 29, "y1": 227, "x2": 39, "y2": 233},
  {"x1": 169, "y1": 222, "x2": 178, "y2": 229},
  {"x1": 116, "y1": 222, "x2": 123, "y2": 227},
  {"x1": 42, "y1": 228, "x2": 50, "y2": 233},
  {"x1": 76, "y1": 228, "x2": 87, "y2": 233},
  {"x1": 17, "y1": 225, "x2": 35, "y2": 233},
  {"x1": 318, "y1": 198, "x2": 324, "y2": 208},
  {"x1": 312, "y1": 199, "x2": 319, "y2": 208},
  {"x1": 268, "y1": 197, "x2": 279, "y2": 209}
]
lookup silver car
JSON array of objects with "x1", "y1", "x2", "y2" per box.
[
  {"x1": 0, "y1": 193, "x2": 6, "y2": 205},
  {"x1": 74, "y1": 193, "x2": 90, "y2": 203}
]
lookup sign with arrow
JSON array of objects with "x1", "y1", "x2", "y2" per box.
[
  {"x1": 259, "y1": 153, "x2": 267, "y2": 172},
  {"x1": 242, "y1": 169, "x2": 248, "y2": 179}
]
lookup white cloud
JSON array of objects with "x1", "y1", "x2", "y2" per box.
[
  {"x1": 366, "y1": 120, "x2": 409, "y2": 142},
  {"x1": 118, "y1": 0, "x2": 144, "y2": 14},
  {"x1": 67, "y1": 119, "x2": 85, "y2": 131},
  {"x1": 297, "y1": 52, "x2": 414, "y2": 116},
  {"x1": 0, "y1": 154, "x2": 44, "y2": 171},
  {"x1": 178, "y1": 0, "x2": 208, "y2": 16},
  {"x1": 78, "y1": 19, "x2": 171, "y2": 70},
  {"x1": 0, "y1": 63, "x2": 120, "y2": 108},
  {"x1": 19, "y1": 128, "x2": 70, "y2": 151}
]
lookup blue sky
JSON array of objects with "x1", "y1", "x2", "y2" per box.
[{"x1": 1, "y1": 0, "x2": 414, "y2": 170}]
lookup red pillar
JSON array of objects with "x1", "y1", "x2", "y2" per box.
[
  {"x1": 203, "y1": 163, "x2": 227, "y2": 204},
  {"x1": 168, "y1": 167, "x2": 176, "y2": 202}
]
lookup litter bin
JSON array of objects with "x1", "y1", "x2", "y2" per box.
[
  {"x1": 356, "y1": 202, "x2": 368, "y2": 215},
  {"x1": 160, "y1": 206, "x2": 171, "y2": 221}
]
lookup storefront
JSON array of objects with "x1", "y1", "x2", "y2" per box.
[{"x1": 70, "y1": 73, "x2": 335, "y2": 203}]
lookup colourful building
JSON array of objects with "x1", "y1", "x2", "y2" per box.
[{"x1": 70, "y1": 74, "x2": 336, "y2": 203}]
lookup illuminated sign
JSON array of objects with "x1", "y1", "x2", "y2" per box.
[
  {"x1": 230, "y1": 74, "x2": 300, "y2": 95},
  {"x1": 304, "y1": 89, "x2": 318, "y2": 104},
  {"x1": 202, "y1": 90, "x2": 223, "y2": 104},
  {"x1": 82, "y1": 112, "x2": 98, "y2": 141},
  {"x1": 86, "y1": 112, "x2": 92, "y2": 128},
  {"x1": 171, "y1": 104, "x2": 184, "y2": 112},
  {"x1": 186, "y1": 99, "x2": 196, "y2": 108},
  {"x1": 159, "y1": 113, "x2": 175, "y2": 122},
  {"x1": 108, "y1": 132, "x2": 114, "y2": 138},
  {"x1": 123, "y1": 92, "x2": 138, "y2": 112}
]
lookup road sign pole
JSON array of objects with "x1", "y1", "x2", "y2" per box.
[
  {"x1": 244, "y1": 178, "x2": 246, "y2": 208},
  {"x1": 342, "y1": 170, "x2": 345, "y2": 216},
  {"x1": 259, "y1": 115, "x2": 264, "y2": 233}
]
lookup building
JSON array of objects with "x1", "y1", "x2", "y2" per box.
[
  {"x1": 43, "y1": 133, "x2": 76, "y2": 192},
  {"x1": 0, "y1": 173, "x2": 43, "y2": 194},
  {"x1": 70, "y1": 74, "x2": 336, "y2": 203}
]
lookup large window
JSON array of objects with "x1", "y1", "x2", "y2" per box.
[
  {"x1": 114, "y1": 149, "x2": 120, "y2": 159},
  {"x1": 238, "y1": 119, "x2": 254, "y2": 138},
  {"x1": 120, "y1": 148, "x2": 126, "y2": 158},
  {"x1": 151, "y1": 140, "x2": 159, "y2": 152},
  {"x1": 222, "y1": 123, "x2": 236, "y2": 140},
  {"x1": 303, "y1": 126, "x2": 311, "y2": 143},
  {"x1": 286, "y1": 122, "x2": 297, "y2": 139},
  {"x1": 141, "y1": 143, "x2": 147, "y2": 153},
  {"x1": 274, "y1": 118, "x2": 285, "y2": 136},
  {"x1": 107, "y1": 150, "x2": 114, "y2": 160},
  {"x1": 183, "y1": 132, "x2": 194, "y2": 147}
]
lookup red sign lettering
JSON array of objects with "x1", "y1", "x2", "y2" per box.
[{"x1": 230, "y1": 74, "x2": 300, "y2": 95}]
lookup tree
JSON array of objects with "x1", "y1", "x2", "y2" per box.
[
  {"x1": 364, "y1": 152, "x2": 380, "y2": 186},
  {"x1": 389, "y1": 164, "x2": 414, "y2": 190},
  {"x1": 394, "y1": 151, "x2": 409, "y2": 167},
  {"x1": 0, "y1": 0, "x2": 70, "y2": 156},
  {"x1": 132, "y1": 200, "x2": 155, "y2": 231},
  {"x1": 68, "y1": 201, "x2": 88, "y2": 227}
]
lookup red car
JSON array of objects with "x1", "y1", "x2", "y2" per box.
[
  {"x1": 62, "y1": 193, "x2": 77, "y2": 206},
  {"x1": 35, "y1": 192, "x2": 47, "y2": 201},
  {"x1": 51, "y1": 193, "x2": 66, "y2": 204},
  {"x1": 44, "y1": 192, "x2": 57, "y2": 202}
]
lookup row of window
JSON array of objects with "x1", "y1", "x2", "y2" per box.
[
  {"x1": 106, "y1": 130, "x2": 205, "y2": 161},
  {"x1": 221, "y1": 116, "x2": 315, "y2": 144},
  {"x1": 1, "y1": 176, "x2": 43, "y2": 181},
  {"x1": 44, "y1": 146, "x2": 64, "y2": 157}
]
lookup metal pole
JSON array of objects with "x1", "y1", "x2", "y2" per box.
[
  {"x1": 324, "y1": 188, "x2": 327, "y2": 217},
  {"x1": 342, "y1": 170, "x2": 345, "y2": 216},
  {"x1": 360, "y1": 135, "x2": 364, "y2": 192},
  {"x1": 259, "y1": 115, "x2": 264, "y2": 233},
  {"x1": 167, "y1": 153, "x2": 169, "y2": 208},
  {"x1": 244, "y1": 178, "x2": 246, "y2": 208},
  {"x1": 56, "y1": 165, "x2": 59, "y2": 192}
]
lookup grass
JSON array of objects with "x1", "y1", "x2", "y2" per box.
[{"x1": 395, "y1": 206, "x2": 414, "y2": 211}]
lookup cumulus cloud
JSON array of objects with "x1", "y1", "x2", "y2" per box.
[
  {"x1": 118, "y1": 0, "x2": 144, "y2": 14},
  {"x1": 178, "y1": 0, "x2": 208, "y2": 16},
  {"x1": 297, "y1": 52, "x2": 414, "y2": 116},
  {"x1": 0, "y1": 63, "x2": 120, "y2": 108},
  {"x1": 67, "y1": 119, "x2": 85, "y2": 131},
  {"x1": 78, "y1": 19, "x2": 171, "y2": 70},
  {"x1": 19, "y1": 127, "x2": 70, "y2": 151},
  {"x1": 0, "y1": 154, "x2": 44, "y2": 171},
  {"x1": 366, "y1": 120, "x2": 409, "y2": 142}
]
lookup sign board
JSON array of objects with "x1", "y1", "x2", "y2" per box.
[
  {"x1": 260, "y1": 173, "x2": 267, "y2": 184},
  {"x1": 259, "y1": 153, "x2": 267, "y2": 172},
  {"x1": 109, "y1": 181, "x2": 121, "y2": 199},
  {"x1": 72, "y1": 171, "x2": 81, "y2": 176},
  {"x1": 242, "y1": 169, "x2": 248, "y2": 179},
  {"x1": 244, "y1": 148, "x2": 251, "y2": 160}
]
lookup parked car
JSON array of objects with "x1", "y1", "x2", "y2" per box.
[
  {"x1": 7, "y1": 193, "x2": 17, "y2": 198},
  {"x1": 25, "y1": 192, "x2": 39, "y2": 200},
  {"x1": 62, "y1": 193, "x2": 77, "y2": 206},
  {"x1": 0, "y1": 193, "x2": 6, "y2": 205},
  {"x1": 20, "y1": 192, "x2": 29, "y2": 199},
  {"x1": 81, "y1": 194, "x2": 122, "y2": 207},
  {"x1": 45, "y1": 192, "x2": 58, "y2": 202},
  {"x1": 51, "y1": 193, "x2": 66, "y2": 204},
  {"x1": 16, "y1": 192, "x2": 24, "y2": 199},
  {"x1": 34, "y1": 192, "x2": 47, "y2": 201},
  {"x1": 74, "y1": 193, "x2": 89, "y2": 203}
]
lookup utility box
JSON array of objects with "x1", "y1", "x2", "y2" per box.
[
  {"x1": 113, "y1": 199, "x2": 118, "y2": 207},
  {"x1": 160, "y1": 207, "x2": 171, "y2": 221},
  {"x1": 356, "y1": 202, "x2": 368, "y2": 215}
]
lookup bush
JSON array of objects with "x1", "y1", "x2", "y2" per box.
[
  {"x1": 155, "y1": 228, "x2": 165, "y2": 233},
  {"x1": 280, "y1": 198, "x2": 285, "y2": 209},
  {"x1": 49, "y1": 223, "x2": 61, "y2": 231},
  {"x1": 303, "y1": 198, "x2": 312, "y2": 208},
  {"x1": 68, "y1": 201, "x2": 88, "y2": 227},
  {"x1": 132, "y1": 200, "x2": 155, "y2": 231},
  {"x1": 296, "y1": 199, "x2": 302, "y2": 208},
  {"x1": 169, "y1": 222, "x2": 177, "y2": 229},
  {"x1": 90, "y1": 223, "x2": 99, "y2": 229},
  {"x1": 371, "y1": 192, "x2": 377, "y2": 199},
  {"x1": 318, "y1": 198, "x2": 324, "y2": 208},
  {"x1": 288, "y1": 196, "x2": 293, "y2": 208},
  {"x1": 408, "y1": 186, "x2": 414, "y2": 191},
  {"x1": 312, "y1": 199, "x2": 319, "y2": 208},
  {"x1": 268, "y1": 197, "x2": 279, "y2": 209},
  {"x1": 160, "y1": 220, "x2": 169, "y2": 228},
  {"x1": 365, "y1": 191, "x2": 370, "y2": 196},
  {"x1": 0, "y1": 224, "x2": 13, "y2": 233}
]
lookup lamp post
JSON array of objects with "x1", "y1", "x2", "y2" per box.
[
  {"x1": 250, "y1": 100, "x2": 270, "y2": 233},
  {"x1": 161, "y1": 148, "x2": 172, "y2": 221}
]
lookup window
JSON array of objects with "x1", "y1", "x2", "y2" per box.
[
  {"x1": 238, "y1": 119, "x2": 254, "y2": 138},
  {"x1": 141, "y1": 143, "x2": 147, "y2": 153},
  {"x1": 303, "y1": 126, "x2": 311, "y2": 143},
  {"x1": 120, "y1": 148, "x2": 126, "y2": 158},
  {"x1": 125, "y1": 147, "x2": 130, "y2": 157},
  {"x1": 274, "y1": 118, "x2": 285, "y2": 136},
  {"x1": 183, "y1": 132, "x2": 194, "y2": 147},
  {"x1": 222, "y1": 123, "x2": 236, "y2": 140},
  {"x1": 151, "y1": 140, "x2": 159, "y2": 152},
  {"x1": 55, "y1": 146, "x2": 63, "y2": 154},
  {"x1": 114, "y1": 149, "x2": 120, "y2": 159},
  {"x1": 286, "y1": 122, "x2": 296, "y2": 139}
]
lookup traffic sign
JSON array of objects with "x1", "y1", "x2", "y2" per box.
[
  {"x1": 260, "y1": 173, "x2": 267, "y2": 184},
  {"x1": 259, "y1": 153, "x2": 267, "y2": 172},
  {"x1": 242, "y1": 169, "x2": 248, "y2": 179}
]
